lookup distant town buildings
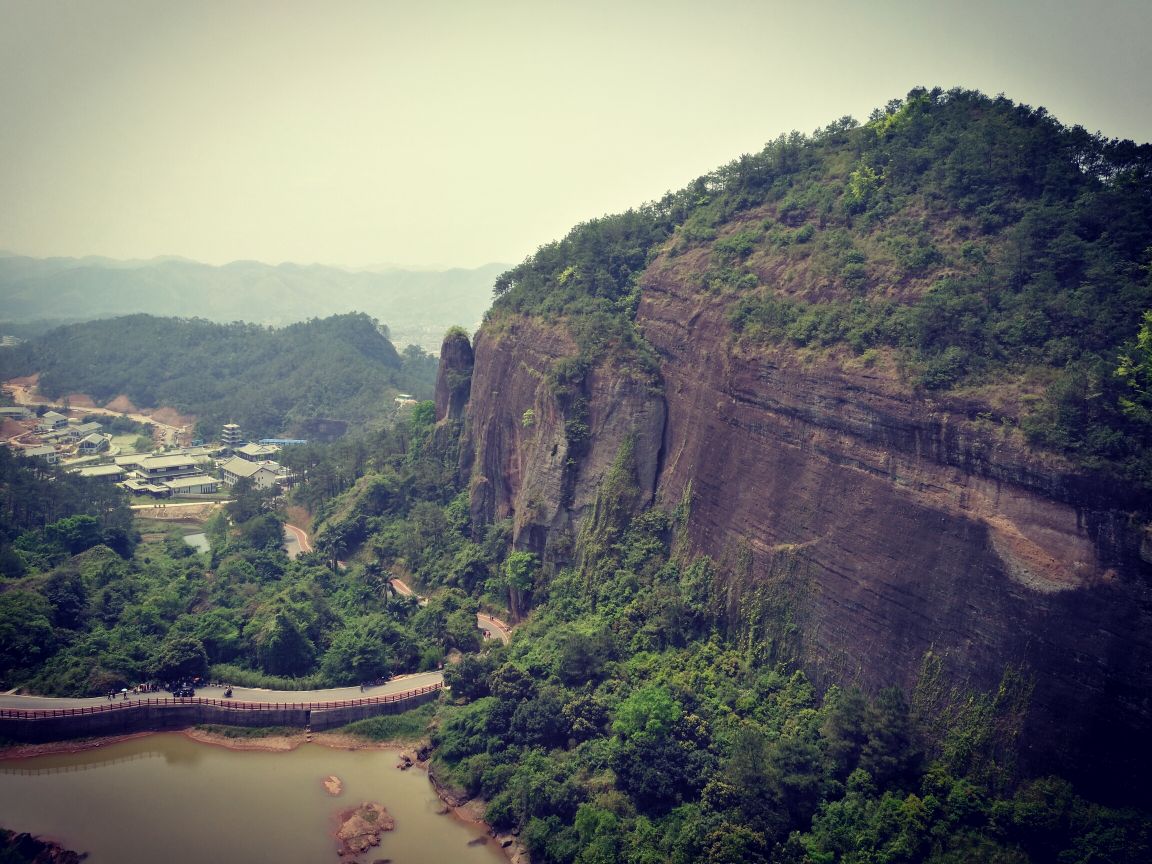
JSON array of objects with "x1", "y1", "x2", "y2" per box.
[
  {"x1": 235, "y1": 442, "x2": 280, "y2": 462},
  {"x1": 76, "y1": 464, "x2": 126, "y2": 481},
  {"x1": 22, "y1": 444, "x2": 59, "y2": 465},
  {"x1": 37, "y1": 410, "x2": 68, "y2": 431},
  {"x1": 3, "y1": 407, "x2": 294, "y2": 499}
]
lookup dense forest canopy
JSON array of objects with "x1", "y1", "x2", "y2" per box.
[
  {"x1": 492, "y1": 86, "x2": 1152, "y2": 486},
  {"x1": 0, "y1": 447, "x2": 136, "y2": 576},
  {"x1": 0, "y1": 312, "x2": 438, "y2": 438}
]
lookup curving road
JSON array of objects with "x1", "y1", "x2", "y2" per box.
[
  {"x1": 476, "y1": 612, "x2": 512, "y2": 645},
  {"x1": 5, "y1": 381, "x2": 187, "y2": 448},
  {"x1": 283, "y1": 523, "x2": 312, "y2": 558},
  {"x1": 394, "y1": 577, "x2": 512, "y2": 645},
  {"x1": 289, "y1": 525, "x2": 514, "y2": 645},
  {"x1": 0, "y1": 671, "x2": 444, "y2": 712}
]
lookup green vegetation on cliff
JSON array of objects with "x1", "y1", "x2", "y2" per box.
[
  {"x1": 0, "y1": 312, "x2": 438, "y2": 438},
  {"x1": 493, "y1": 86, "x2": 1152, "y2": 486},
  {"x1": 432, "y1": 496, "x2": 1151, "y2": 864}
]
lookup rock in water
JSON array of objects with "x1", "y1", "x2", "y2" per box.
[
  {"x1": 335, "y1": 802, "x2": 395, "y2": 856},
  {"x1": 323, "y1": 775, "x2": 343, "y2": 796}
]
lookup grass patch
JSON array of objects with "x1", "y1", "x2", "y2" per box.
[
  {"x1": 340, "y1": 702, "x2": 437, "y2": 743},
  {"x1": 195, "y1": 724, "x2": 297, "y2": 739}
]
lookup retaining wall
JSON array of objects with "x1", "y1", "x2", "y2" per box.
[{"x1": 0, "y1": 685, "x2": 442, "y2": 744}]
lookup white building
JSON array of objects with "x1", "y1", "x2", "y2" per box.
[
  {"x1": 134, "y1": 453, "x2": 211, "y2": 480},
  {"x1": 37, "y1": 410, "x2": 68, "y2": 431},
  {"x1": 164, "y1": 474, "x2": 222, "y2": 495},
  {"x1": 75, "y1": 464, "x2": 126, "y2": 481},
  {"x1": 78, "y1": 432, "x2": 111, "y2": 455},
  {"x1": 218, "y1": 455, "x2": 281, "y2": 490},
  {"x1": 221, "y1": 423, "x2": 244, "y2": 448},
  {"x1": 22, "y1": 445, "x2": 59, "y2": 465},
  {"x1": 235, "y1": 442, "x2": 280, "y2": 462}
]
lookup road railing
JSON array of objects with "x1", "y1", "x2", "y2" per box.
[{"x1": 0, "y1": 683, "x2": 442, "y2": 720}]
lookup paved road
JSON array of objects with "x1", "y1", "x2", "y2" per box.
[
  {"x1": 393, "y1": 577, "x2": 512, "y2": 644},
  {"x1": 0, "y1": 670, "x2": 444, "y2": 711},
  {"x1": 477, "y1": 613, "x2": 512, "y2": 645},
  {"x1": 284, "y1": 523, "x2": 312, "y2": 558}
]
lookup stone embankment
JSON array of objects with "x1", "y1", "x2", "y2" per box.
[{"x1": 0, "y1": 685, "x2": 441, "y2": 744}]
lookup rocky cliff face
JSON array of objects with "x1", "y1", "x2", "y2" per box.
[
  {"x1": 635, "y1": 251, "x2": 1152, "y2": 791},
  {"x1": 458, "y1": 318, "x2": 664, "y2": 560},
  {"x1": 434, "y1": 329, "x2": 475, "y2": 423},
  {"x1": 456, "y1": 264, "x2": 1152, "y2": 795}
]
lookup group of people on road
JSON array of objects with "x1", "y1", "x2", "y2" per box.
[
  {"x1": 102, "y1": 677, "x2": 238, "y2": 700},
  {"x1": 106, "y1": 683, "x2": 162, "y2": 700}
]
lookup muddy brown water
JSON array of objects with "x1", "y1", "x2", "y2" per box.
[{"x1": 0, "y1": 733, "x2": 505, "y2": 864}]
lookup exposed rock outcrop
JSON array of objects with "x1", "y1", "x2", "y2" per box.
[
  {"x1": 434, "y1": 328, "x2": 475, "y2": 423},
  {"x1": 460, "y1": 317, "x2": 664, "y2": 565},
  {"x1": 335, "y1": 802, "x2": 394, "y2": 857},
  {"x1": 457, "y1": 259, "x2": 1152, "y2": 796},
  {"x1": 428, "y1": 758, "x2": 472, "y2": 808},
  {"x1": 635, "y1": 252, "x2": 1152, "y2": 794}
]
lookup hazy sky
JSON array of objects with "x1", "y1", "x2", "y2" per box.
[{"x1": 2, "y1": 0, "x2": 1150, "y2": 269}]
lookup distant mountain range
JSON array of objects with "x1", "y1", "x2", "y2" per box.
[{"x1": 0, "y1": 253, "x2": 507, "y2": 352}]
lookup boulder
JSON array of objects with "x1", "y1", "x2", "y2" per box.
[{"x1": 335, "y1": 802, "x2": 394, "y2": 857}]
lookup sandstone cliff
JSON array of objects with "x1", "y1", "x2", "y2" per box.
[
  {"x1": 635, "y1": 251, "x2": 1152, "y2": 791},
  {"x1": 434, "y1": 328, "x2": 474, "y2": 423},
  {"x1": 456, "y1": 317, "x2": 664, "y2": 562},
  {"x1": 455, "y1": 269, "x2": 1152, "y2": 796},
  {"x1": 452, "y1": 90, "x2": 1152, "y2": 796}
]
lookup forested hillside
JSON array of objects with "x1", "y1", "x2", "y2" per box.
[
  {"x1": 493, "y1": 86, "x2": 1152, "y2": 486},
  {"x1": 0, "y1": 312, "x2": 437, "y2": 438}
]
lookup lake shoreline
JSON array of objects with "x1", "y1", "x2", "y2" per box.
[
  {"x1": 0, "y1": 728, "x2": 527, "y2": 863},
  {"x1": 0, "y1": 726, "x2": 405, "y2": 759}
]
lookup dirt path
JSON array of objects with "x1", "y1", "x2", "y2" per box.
[{"x1": 4, "y1": 376, "x2": 193, "y2": 447}]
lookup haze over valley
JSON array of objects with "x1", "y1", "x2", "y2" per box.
[{"x1": 0, "y1": 254, "x2": 505, "y2": 353}]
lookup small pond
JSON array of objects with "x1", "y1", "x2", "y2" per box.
[{"x1": 182, "y1": 532, "x2": 210, "y2": 554}]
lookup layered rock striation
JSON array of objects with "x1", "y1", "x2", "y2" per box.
[
  {"x1": 452, "y1": 267, "x2": 1152, "y2": 797},
  {"x1": 454, "y1": 318, "x2": 664, "y2": 560},
  {"x1": 635, "y1": 254, "x2": 1152, "y2": 791}
]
